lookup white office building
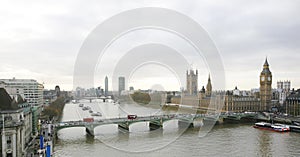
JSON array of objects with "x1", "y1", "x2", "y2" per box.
[{"x1": 0, "y1": 78, "x2": 44, "y2": 107}]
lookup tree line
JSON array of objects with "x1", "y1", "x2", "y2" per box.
[{"x1": 42, "y1": 96, "x2": 66, "y2": 120}]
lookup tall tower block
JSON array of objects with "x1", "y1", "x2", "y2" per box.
[
  {"x1": 105, "y1": 76, "x2": 108, "y2": 96},
  {"x1": 260, "y1": 58, "x2": 272, "y2": 111},
  {"x1": 118, "y1": 77, "x2": 125, "y2": 96}
]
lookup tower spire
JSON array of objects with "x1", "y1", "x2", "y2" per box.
[
  {"x1": 206, "y1": 73, "x2": 212, "y2": 97},
  {"x1": 264, "y1": 57, "x2": 269, "y2": 66}
]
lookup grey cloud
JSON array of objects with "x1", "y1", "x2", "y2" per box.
[{"x1": 0, "y1": 0, "x2": 299, "y2": 90}]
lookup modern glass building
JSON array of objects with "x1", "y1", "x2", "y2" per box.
[{"x1": 118, "y1": 77, "x2": 125, "y2": 96}]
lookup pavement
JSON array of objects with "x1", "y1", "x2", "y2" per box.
[{"x1": 26, "y1": 120, "x2": 55, "y2": 157}]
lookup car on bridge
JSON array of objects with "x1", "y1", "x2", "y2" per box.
[
  {"x1": 127, "y1": 115, "x2": 137, "y2": 120},
  {"x1": 58, "y1": 123, "x2": 66, "y2": 127}
]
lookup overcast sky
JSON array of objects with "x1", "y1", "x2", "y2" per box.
[{"x1": 1, "y1": 0, "x2": 299, "y2": 91}]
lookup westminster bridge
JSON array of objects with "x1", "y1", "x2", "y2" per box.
[{"x1": 55, "y1": 112, "x2": 269, "y2": 136}]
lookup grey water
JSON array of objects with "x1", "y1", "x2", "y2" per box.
[{"x1": 54, "y1": 100, "x2": 300, "y2": 157}]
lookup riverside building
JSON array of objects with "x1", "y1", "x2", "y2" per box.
[
  {"x1": 0, "y1": 78, "x2": 44, "y2": 107},
  {"x1": 0, "y1": 88, "x2": 32, "y2": 157}
]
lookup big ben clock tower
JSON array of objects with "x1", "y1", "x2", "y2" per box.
[{"x1": 260, "y1": 58, "x2": 272, "y2": 111}]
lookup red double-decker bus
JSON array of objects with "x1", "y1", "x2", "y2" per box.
[{"x1": 83, "y1": 118, "x2": 94, "y2": 122}]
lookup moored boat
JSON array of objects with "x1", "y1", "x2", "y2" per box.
[
  {"x1": 272, "y1": 123, "x2": 290, "y2": 132},
  {"x1": 91, "y1": 112, "x2": 102, "y2": 117},
  {"x1": 253, "y1": 122, "x2": 290, "y2": 132},
  {"x1": 82, "y1": 106, "x2": 89, "y2": 110},
  {"x1": 292, "y1": 120, "x2": 300, "y2": 126},
  {"x1": 289, "y1": 125, "x2": 300, "y2": 133}
]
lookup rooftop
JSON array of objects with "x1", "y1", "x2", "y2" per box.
[{"x1": 0, "y1": 88, "x2": 21, "y2": 111}]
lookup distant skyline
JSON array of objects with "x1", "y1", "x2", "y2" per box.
[{"x1": 1, "y1": 0, "x2": 299, "y2": 91}]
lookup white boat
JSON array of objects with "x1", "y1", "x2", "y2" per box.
[
  {"x1": 253, "y1": 122, "x2": 290, "y2": 132},
  {"x1": 272, "y1": 123, "x2": 290, "y2": 132}
]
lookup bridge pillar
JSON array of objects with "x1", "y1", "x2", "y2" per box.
[
  {"x1": 85, "y1": 126, "x2": 94, "y2": 136},
  {"x1": 118, "y1": 122, "x2": 129, "y2": 131}
]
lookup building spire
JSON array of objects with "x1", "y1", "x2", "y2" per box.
[
  {"x1": 206, "y1": 74, "x2": 212, "y2": 97},
  {"x1": 263, "y1": 57, "x2": 270, "y2": 70},
  {"x1": 264, "y1": 57, "x2": 269, "y2": 66}
]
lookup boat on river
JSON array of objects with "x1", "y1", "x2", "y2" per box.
[
  {"x1": 91, "y1": 112, "x2": 102, "y2": 117},
  {"x1": 292, "y1": 120, "x2": 300, "y2": 126},
  {"x1": 253, "y1": 122, "x2": 290, "y2": 132},
  {"x1": 82, "y1": 106, "x2": 89, "y2": 111},
  {"x1": 289, "y1": 125, "x2": 300, "y2": 133}
]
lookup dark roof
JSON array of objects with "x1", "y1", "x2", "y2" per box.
[
  {"x1": 287, "y1": 89, "x2": 300, "y2": 99},
  {"x1": 261, "y1": 58, "x2": 271, "y2": 74},
  {"x1": 0, "y1": 88, "x2": 20, "y2": 111},
  {"x1": 13, "y1": 94, "x2": 26, "y2": 104}
]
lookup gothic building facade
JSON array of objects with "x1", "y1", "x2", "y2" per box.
[{"x1": 171, "y1": 58, "x2": 274, "y2": 113}]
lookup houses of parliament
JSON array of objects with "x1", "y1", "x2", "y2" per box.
[{"x1": 171, "y1": 58, "x2": 275, "y2": 113}]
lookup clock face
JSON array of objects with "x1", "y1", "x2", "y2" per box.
[
  {"x1": 261, "y1": 76, "x2": 265, "y2": 81},
  {"x1": 268, "y1": 76, "x2": 271, "y2": 81}
]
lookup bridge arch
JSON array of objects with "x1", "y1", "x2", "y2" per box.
[
  {"x1": 56, "y1": 125, "x2": 86, "y2": 131},
  {"x1": 55, "y1": 126, "x2": 88, "y2": 139},
  {"x1": 128, "y1": 121, "x2": 151, "y2": 132},
  {"x1": 94, "y1": 124, "x2": 119, "y2": 134},
  {"x1": 161, "y1": 119, "x2": 179, "y2": 130}
]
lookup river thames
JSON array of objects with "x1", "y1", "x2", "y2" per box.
[{"x1": 54, "y1": 100, "x2": 300, "y2": 157}]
